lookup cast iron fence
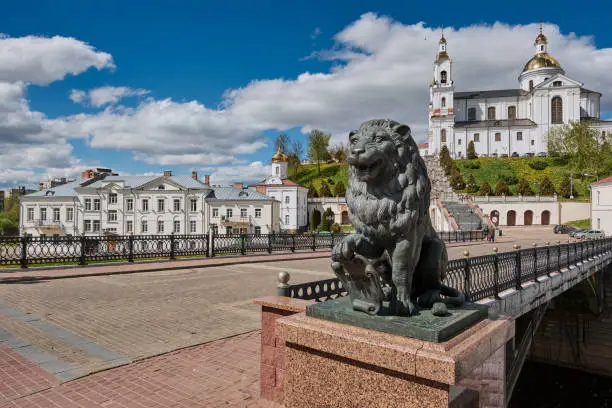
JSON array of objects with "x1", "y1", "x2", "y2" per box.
[
  {"x1": 278, "y1": 238, "x2": 612, "y2": 303},
  {"x1": 0, "y1": 229, "x2": 490, "y2": 269}
]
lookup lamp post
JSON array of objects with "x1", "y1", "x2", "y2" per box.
[
  {"x1": 584, "y1": 173, "x2": 599, "y2": 182},
  {"x1": 570, "y1": 173, "x2": 574, "y2": 200}
]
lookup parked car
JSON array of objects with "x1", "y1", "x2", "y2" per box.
[
  {"x1": 491, "y1": 153, "x2": 498, "y2": 158},
  {"x1": 569, "y1": 228, "x2": 586, "y2": 237},
  {"x1": 536, "y1": 152, "x2": 548, "y2": 157},
  {"x1": 500, "y1": 153, "x2": 509, "y2": 158},
  {"x1": 579, "y1": 230, "x2": 605, "y2": 240},
  {"x1": 511, "y1": 152, "x2": 519, "y2": 158}
]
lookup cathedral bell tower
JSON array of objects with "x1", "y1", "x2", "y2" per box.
[{"x1": 428, "y1": 31, "x2": 456, "y2": 157}]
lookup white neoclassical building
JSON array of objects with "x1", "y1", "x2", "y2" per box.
[
  {"x1": 20, "y1": 170, "x2": 280, "y2": 238},
  {"x1": 252, "y1": 149, "x2": 309, "y2": 232},
  {"x1": 428, "y1": 26, "x2": 612, "y2": 158},
  {"x1": 591, "y1": 176, "x2": 612, "y2": 234}
]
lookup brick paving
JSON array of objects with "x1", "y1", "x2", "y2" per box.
[{"x1": 1, "y1": 330, "x2": 279, "y2": 408}]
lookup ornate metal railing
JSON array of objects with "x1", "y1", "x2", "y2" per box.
[
  {"x1": 209, "y1": 233, "x2": 349, "y2": 257},
  {"x1": 278, "y1": 238, "x2": 612, "y2": 303},
  {"x1": 438, "y1": 230, "x2": 486, "y2": 243}
]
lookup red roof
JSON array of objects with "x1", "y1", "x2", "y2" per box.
[
  {"x1": 592, "y1": 175, "x2": 612, "y2": 185},
  {"x1": 417, "y1": 142, "x2": 429, "y2": 148},
  {"x1": 253, "y1": 179, "x2": 304, "y2": 187}
]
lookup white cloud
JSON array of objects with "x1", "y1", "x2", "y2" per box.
[
  {"x1": 311, "y1": 27, "x2": 321, "y2": 40},
  {"x1": 209, "y1": 162, "x2": 270, "y2": 185},
  {"x1": 70, "y1": 86, "x2": 150, "y2": 107}
]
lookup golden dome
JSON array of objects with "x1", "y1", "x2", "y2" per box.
[
  {"x1": 271, "y1": 148, "x2": 288, "y2": 163},
  {"x1": 439, "y1": 35, "x2": 447, "y2": 44},
  {"x1": 435, "y1": 51, "x2": 450, "y2": 63},
  {"x1": 535, "y1": 32, "x2": 547, "y2": 44},
  {"x1": 522, "y1": 53, "x2": 562, "y2": 72}
]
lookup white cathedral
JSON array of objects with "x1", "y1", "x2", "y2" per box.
[{"x1": 428, "y1": 26, "x2": 612, "y2": 158}]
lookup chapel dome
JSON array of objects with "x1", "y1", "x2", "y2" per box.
[
  {"x1": 271, "y1": 148, "x2": 288, "y2": 163},
  {"x1": 522, "y1": 53, "x2": 562, "y2": 72}
]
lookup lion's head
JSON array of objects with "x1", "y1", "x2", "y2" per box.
[{"x1": 346, "y1": 119, "x2": 431, "y2": 236}]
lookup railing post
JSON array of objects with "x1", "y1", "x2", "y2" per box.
[
  {"x1": 567, "y1": 239, "x2": 571, "y2": 268},
  {"x1": 312, "y1": 234, "x2": 316, "y2": 251},
  {"x1": 267, "y1": 233, "x2": 272, "y2": 254},
  {"x1": 532, "y1": 242, "x2": 537, "y2": 280},
  {"x1": 514, "y1": 244, "x2": 522, "y2": 290},
  {"x1": 240, "y1": 233, "x2": 246, "y2": 255},
  {"x1": 211, "y1": 233, "x2": 216, "y2": 257},
  {"x1": 493, "y1": 247, "x2": 500, "y2": 299},
  {"x1": 291, "y1": 234, "x2": 296, "y2": 252},
  {"x1": 169, "y1": 233, "x2": 175, "y2": 260},
  {"x1": 277, "y1": 271, "x2": 291, "y2": 297},
  {"x1": 331, "y1": 233, "x2": 335, "y2": 249},
  {"x1": 79, "y1": 234, "x2": 86, "y2": 266},
  {"x1": 128, "y1": 233, "x2": 134, "y2": 263},
  {"x1": 556, "y1": 240, "x2": 561, "y2": 271},
  {"x1": 464, "y1": 250, "x2": 471, "y2": 302},
  {"x1": 545, "y1": 242, "x2": 551, "y2": 277},
  {"x1": 20, "y1": 235, "x2": 28, "y2": 269}
]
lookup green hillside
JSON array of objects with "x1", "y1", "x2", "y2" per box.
[{"x1": 289, "y1": 158, "x2": 601, "y2": 201}]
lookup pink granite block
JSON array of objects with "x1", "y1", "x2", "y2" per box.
[
  {"x1": 261, "y1": 344, "x2": 275, "y2": 367},
  {"x1": 260, "y1": 364, "x2": 276, "y2": 388}
]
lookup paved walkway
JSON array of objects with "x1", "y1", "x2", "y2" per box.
[{"x1": 1, "y1": 330, "x2": 278, "y2": 408}]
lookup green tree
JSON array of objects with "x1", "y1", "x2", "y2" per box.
[
  {"x1": 465, "y1": 174, "x2": 478, "y2": 194},
  {"x1": 467, "y1": 141, "x2": 478, "y2": 160},
  {"x1": 331, "y1": 223, "x2": 341, "y2": 233},
  {"x1": 287, "y1": 140, "x2": 303, "y2": 178},
  {"x1": 333, "y1": 181, "x2": 346, "y2": 197},
  {"x1": 307, "y1": 184, "x2": 319, "y2": 198},
  {"x1": 274, "y1": 133, "x2": 290, "y2": 154},
  {"x1": 0, "y1": 214, "x2": 18, "y2": 236},
  {"x1": 450, "y1": 169, "x2": 465, "y2": 190},
  {"x1": 494, "y1": 180, "x2": 510, "y2": 196},
  {"x1": 516, "y1": 178, "x2": 534, "y2": 196},
  {"x1": 321, "y1": 208, "x2": 335, "y2": 232},
  {"x1": 480, "y1": 181, "x2": 492, "y2": 196},
  {"x1": 558, "y1": 176, "x2": 573, "y2": 198},
  {"x1": 547, "y1": 120, "x2": 612, "y2": 175},
  {"x1": 439, "y1": 145, "x2": 452, "y2": 174},
  {"x1": 539, "y1": 177, "x2": 556, "y2": 196},
  {"x1": 319, "y1": 180, "x2": 332, "y2": 197},
  {"x1": 310, "y1": 209, "x2": 321, "y2": 231},
  {"x1": 308, "y1": 129, "x2": 331, "y2": 176}
]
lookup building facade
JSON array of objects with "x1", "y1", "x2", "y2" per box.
[
  {"x1": 428, "y1": 27, "x2": 612, "y2": 158},
  {"x1": 252, "y1": 149, "x2": 308, "y2": 232},
  {"x1": 20, "y1": 170, "x2": 280, "y2": 238},
  {"x1": 591, "y1": 176, "x2": 612, "y2": 234}
]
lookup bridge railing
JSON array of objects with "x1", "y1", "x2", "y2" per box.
[{"x1": 278, "y1": 238, "x2": 612, "y2": 303}]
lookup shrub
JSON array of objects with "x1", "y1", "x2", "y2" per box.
[
  {"x1": 558, "y1": 176, "x2": 573, "y2": 198},
  {"x1": 528, "y1": 160, "x2": 549, "y2": 170},
  {"x1": 331, "y1": 223, "x2": 341, "y2": 233},
  {"x1": 333, "y1": 181, "x2": 346, "y2": 197},
  {"x1": 450, "y1": 169, "x2": 465, "y2": 190},
  {"x1": 439, "y1": 145, "x2": 452, "y2": 174},
  {"x1": 499, "y1": 173, "x2": 518, "y2": 185},
  {"x1": 466, "y1": 174, "x2": 478, "y2": 193},
  {"x1": 494, "y1": 180, "x2": 510, "y2": 196},
  {"x1": 327, "y1": 177, "x2": 335, "y2": 185},
  {"x1": 309, "y1": 209, "x2": 321, "y2": 231},
  {"x1": 319, "y1": 181, "x2": 332, "y2": 197},
  {"x1": 539, "y1": 176, "x2": 556, "y2": 196},
  {"x1": 467, "y1": 141, "x2": 478, "y2": 160},
  {"x1": 516, "y1": 178, "x2": 534, "y2": 196},
  {"x1": 480, "y1": 181, "x2": 492, "y2": 196},
  {"x1": 308, "y1": 184, "x2": 318, "y2": 198},
  {"x1": 321, "y1": 208, "x2": 335, "y2": 231},
  {"x1": 463, "y1": 160, "x2": 481, "y2": 169}
]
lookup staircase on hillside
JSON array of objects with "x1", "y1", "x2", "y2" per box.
[
  {"x1": 441, "y1": 201, "x2": 483, "y2": 231},
  {"x1": 422, "y1": 156, "x2": 455, "y2": 201}
]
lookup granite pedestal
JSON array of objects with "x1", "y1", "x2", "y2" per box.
[{"x1": 277, "y1": 313, "x2": 514, "y2": 408}]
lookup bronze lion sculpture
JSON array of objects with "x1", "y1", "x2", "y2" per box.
[{"x1": 331, "y1": 119, "x2": 464, "y2": 316}]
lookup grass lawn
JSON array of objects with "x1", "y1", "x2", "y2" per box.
[
  {"x1": 567, "y1": 218, "x2": 591, "y2": 229},
  {"x1": 292, "y1": 162, "x2": 348, "y2": 194}
]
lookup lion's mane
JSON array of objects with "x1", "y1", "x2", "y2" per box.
[{"x1": 347, "y1": 119, "x2": 431, "y2": 241}]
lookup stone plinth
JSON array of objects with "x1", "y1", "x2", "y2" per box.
[{"x1": 277, "y1": 313, "x2": 514, "y2": 408}]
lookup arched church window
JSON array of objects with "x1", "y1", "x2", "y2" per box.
[
  {"x1": 529, "y1": 80, "x2": 534, "y2": 91},
  {"x1": 441, "y1": 97, "x2": 446, "y2": 108},
  {"x1": 551, "y1": 97, "x2": 563, "y2": 124},
  {"x1": 440, "y1": 71, "x2": 447, "y2": 84},
  {"x1": 487, "y1": 107, "x2": 496, "y2": 120},
  {"x1": 441, "y1": 129, "x2": 446, "y2": 143},
  {"x1": 468, "y1": 108, "x2": 476, "y2": 121},
  {"x1": 508, "y1": 106, "x2": 516, "y2": 120},
  {"x1": 275, "y1": 166, "x2": 279, "y2": 175}
]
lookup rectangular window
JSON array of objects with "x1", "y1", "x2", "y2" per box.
[
  {"x1": 84, "y1": 220, "x2": 91, "y2": 232},
  {"x1": 85, "y1": 198, "x2": 91, "y2": 211},
  {"x1": 157, "y1": 220, "x2": 164, "y2": 233},
  {"x1": 495, "y1": 133, "x2": 502, "y2": 142},
  {"x1": 142, "y1": 199, "x2": 149, "y2": 211},
  {"x1": 126, "y1": 199, "x2": 133, "y2": 211},
  {"x1": 226, "y1": 209, "x2": 233, "y2": 218},
  {"x1": 190, "y1": 199, "x2": 197, "y2": 212},
  {"x1": 226, "y1": 226, "x2": 233, "y2": 235},
  {"x1": 127, "y1": 221, "x2": 133, "y2": 233},
  {"x1": 474, "y1": 133, "x2": 480, "y2": 143},
  {"x1": 508, "y1": 106, "x2": 517, "y2": 120},
  {"x1": 93, "y1": 220, "x2": 101, "y2": 232},
  {"x1": 516, "y1": 132, "x2": 523, "y2": 141},
  {"x1": 93, "y1": 199, "x2": 100, "y2": 211},
  {"x1": 285, "y1": 214, "x2": 290, "y2": 225},
  {"x1": 488, "y1": 107, "x2": 496, "y2": 120},
  {"x1": 157, "y1": 199, "x2": 165, "y2": 212},
  {"x1": 173, "y1": 220, "x2": 180, "y2": 233},
  {"x1": 108, "y1": 210, "x2": 117, "y2": 222},
  {"x1": 254, "y1": 226, "x2": 261, "y2": 235},
  {"x1": 109, "y1": 194, "x2": 117, "y2": 204},
  {"x1": 190, "y1": 220, "x2": 196, "y2": 233},
  {"x1": 211, "y1": 224, "x2": 218, "y2": 235},
  {"x1": 66, "y1": 208, "x2": 74, "y2": 222},
  {"x1": 531, "y1": 140, "x2": 535, "y2": 146},
  {"x1": 27, "y1": 208, "x2": 34, "y2": 221},
  {"x1": 212, "y1": 208, "x2": 218, "y2": 217},
  {"x1": 173, "y1": 199, "x2": 180, "y2": 212},
  {"x1": 241, "y1": 208, "x2": 247, "y2": 218},
  {"x1": 40, "y1": 208, "x2": 47, "y2": 221},
  {"x1": 285, "y1": 196, "x2": 290, "y2": 204},
  {"x1": 255, "y1": 208, "x2": 262, "y2": 218},
  {"x1": 458, "y1": 139, "x2": 462, "y2": 145},
  {"x1": 141, "y1": 220, "x2": 148, "y2": 233},
  {"x1": 53, "y1": 208, "x2": 60, "y2": 222},
  {"x1": 468, "y1": 107, "x2": 476, "y2": 121}
]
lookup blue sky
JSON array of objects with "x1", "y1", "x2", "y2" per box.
[{"x1": 1, "y1": 0, "x2": 612, "y2": 187}]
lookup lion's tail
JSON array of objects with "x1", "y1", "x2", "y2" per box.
[{"x1": 440, "y1": 284, "x2": 465, "y2": 307}]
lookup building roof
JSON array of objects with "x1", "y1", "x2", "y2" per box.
[
  {"x1": 86, "y1": 175, "x2": 208, "y2": 189},
  {"x1": 207, "y1": 187, "x2": 272, "y2": 201},
  {"x1": 454, "y1": 89, "x2": 528, "y2": 100},
  {"x1": 417, "y1": 142, "x2": 429, "y2": 148},
  {"x1": 523, "y1": 53, "x2": 563, "y2": 72},
  {"x1": 454, "y1": 119, "x2": 537, "y2": 129},
  {"x1": 26, "y1": 179, "x2": 86, "y2": 198},
  {"x1": 253, "y1": 179, "x2": 303, "y2": 187},
  {"x1": 592, "y1": 176, "x2": 612, "y2": 185}
]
